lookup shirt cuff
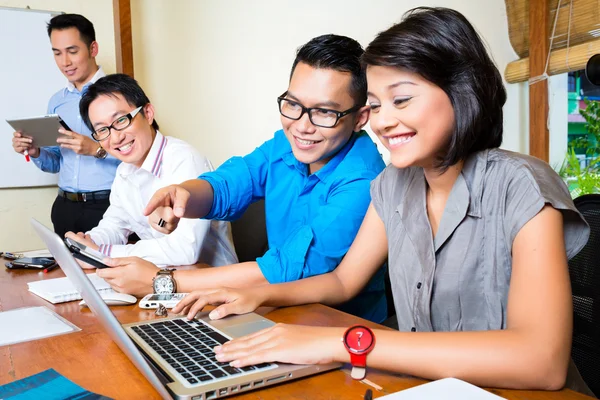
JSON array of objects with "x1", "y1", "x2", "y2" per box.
[
  {"x1": 256, "y1": 226, "x2": 314, "y2": 284},
  {"x1": 31, "y1": 150, "x2": 47, "y2": 167},
  {"x1": 98, "y1": 244, "x2": 114, "y2": 257},
  {"x1": 104, "y1": 244, "x2": 131, "y2": 259}
]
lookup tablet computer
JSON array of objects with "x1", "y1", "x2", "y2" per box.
[{"x1": 6, "y1": 114, "x2": 71, "y2": 148}]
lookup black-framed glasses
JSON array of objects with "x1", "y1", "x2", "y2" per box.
[
  {"x1": 277, "y1": 92, "x2": 362, "y2": 128},
  {"x1": 92, "y1": 105, "x2": 144, "y2": 141}
]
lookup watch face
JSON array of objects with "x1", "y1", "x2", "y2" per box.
[
  {"x1": 153, "y1": 275, "x2": 174, "y2": 294},
  {"x1": 344, "y1": 326, "x2": 375, "y2": 354}
]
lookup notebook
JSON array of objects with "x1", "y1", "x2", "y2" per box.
[
  {"x1": 0, "y1": 368, "x2": 112, "y2": 400},
  {"x1": 27, "y1": 273, "x2": 114, "y2": 304}
]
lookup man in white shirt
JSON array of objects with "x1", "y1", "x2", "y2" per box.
[{"x1": 65, "y1": 73, "x2": 237, "y2": 268}]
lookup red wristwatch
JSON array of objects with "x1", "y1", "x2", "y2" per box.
[{"x1": 342, "y1": 325, "x2": 376, "y2": 380}]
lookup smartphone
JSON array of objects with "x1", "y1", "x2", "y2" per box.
[
  {"x1": 139, "y1": 293, "x2": 188, "y2": 309},
  {"x1": 5, "y1": 257, "x2": 56, "y2": 270},
  {"x1": 64, "y1": 237, "x2": 109, "y2": 269}
]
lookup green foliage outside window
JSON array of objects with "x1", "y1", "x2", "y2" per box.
[{"x1": 560, "y1": 99, "x2": 600, "y2": 197}]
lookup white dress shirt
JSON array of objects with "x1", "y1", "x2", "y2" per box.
[{"x1": 87, "y1": 131, "x2": 238, "y2": 267}]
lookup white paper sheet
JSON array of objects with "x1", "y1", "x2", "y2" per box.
[
  {"x1": 21, "y1": 249, "x2": 53, "y2": 258},
  {"x1": 0, "y1": 306, "x2": 80, "y2": 346},
  {"x1": 378, "y1": 378, "x2": 506, "y2": 400}
]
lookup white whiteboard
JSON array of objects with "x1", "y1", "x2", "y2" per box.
[{"x1": 0, "y1": 7, "x2": 65, "y2": 188}]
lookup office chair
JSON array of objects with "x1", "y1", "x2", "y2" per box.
[
  {"x1": 230, "y1": 199, "x2": 269, "y2": 263},
  {"x1": 569, "y1": 194, "x2": 600, "y2": 397}
]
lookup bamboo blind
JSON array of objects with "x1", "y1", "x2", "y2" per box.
[{"x1": 504, "y1": 0, "x2": 600, "y2": 83}]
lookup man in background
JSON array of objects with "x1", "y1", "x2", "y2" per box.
[{"x1": 12, "y1": 14, "x2": 119, "y2": 237}]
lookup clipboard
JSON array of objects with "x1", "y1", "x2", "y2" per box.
[{"x1": 6, "y1": 114, "x2": 71, "y2": 147}]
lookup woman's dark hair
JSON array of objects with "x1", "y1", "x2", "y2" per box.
[
  {"x1": 362, "y1": 7, "x2": 506, "y2": 170},
  {"x1": 47, "y1": 14, "x2": 96, "y2": 48},
  {"x1": 291, "y1": 34, "x2": 367, "y2": 107},
  {"x1": 80, "y1": 73, "x2": 159, "y2": 131}
]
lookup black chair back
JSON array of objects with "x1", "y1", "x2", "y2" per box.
[
  {"x1": 569, "y1": 194, "x2": 600, "y2": 397},
  {"x1": 231, "y1": 200, "x2": 268, "y2": 263}
]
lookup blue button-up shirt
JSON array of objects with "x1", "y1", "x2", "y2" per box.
[
  {"x1": 201, "y1": 129, "x2": 387, "y2": 322},
  {"x1": 31, "y1": 67, "x2": 120, "y2": 192}
]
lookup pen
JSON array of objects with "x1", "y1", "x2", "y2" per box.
[
  {"x1": 24, "y1": 149, "x2": 30, "y2": 162},
  {"x1": 43, "y1": 264, "x2": 59, "y2": 274},
  {"x1": 364, "y1": 389, "x2": 373, "y2": 400}
]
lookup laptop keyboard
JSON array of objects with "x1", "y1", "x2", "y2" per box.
[{"x1": 131, "y1": 318, "x2": 275, "y2": 385}]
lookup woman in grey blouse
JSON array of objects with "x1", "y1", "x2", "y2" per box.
[{"x1": 173, "y1": 7, "x2": 591, "y2": 392}]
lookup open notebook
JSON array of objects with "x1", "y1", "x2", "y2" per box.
[{"x1": 27, "y1": 273, "x2": 114, "y2": 304}]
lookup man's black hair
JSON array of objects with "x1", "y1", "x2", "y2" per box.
[
  {"x1": 47, "y1": 14, "x2": 96, "y2": 48},
  {"x1": 80, "y1": 73, "x2": 159, "y2": 132},
  {"x1": 291, "y1": 34, "x2": 367, "y2": 106}
]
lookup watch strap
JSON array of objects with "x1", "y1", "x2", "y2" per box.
[
  {"x1": 158, "y1": 268, "x2": 175, "y2": 276},
  {"x1": 349, "y1": 352, "x2": 366, "y2": 368},
  {"x1": 350, "y1": 366, "x2": 366, "y2": 380}
]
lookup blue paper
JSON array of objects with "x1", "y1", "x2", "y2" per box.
[{"x1": 0, "y1": 369, "x2": 113, "y2": 400}]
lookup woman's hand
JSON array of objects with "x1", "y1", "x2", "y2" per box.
[
  {"x1": 214, "y1": 324, "x2": 347, "y2": 368},
  {"x1": 173, "y1": 287, "x2": 267, "y2": 320}
]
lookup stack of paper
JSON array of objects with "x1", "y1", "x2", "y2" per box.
[
  {"x1": 27, "y1": 273, "x2": 114, "y2": 304},
  {"x1": 0, "y1": 306, "x2": 80, "y2": 346}
]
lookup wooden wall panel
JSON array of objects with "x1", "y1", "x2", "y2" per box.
[
  {"x1": 113, "y1": 0, "x2": 134, "y2": 77},
  {"x1": 529, "y1": 0, "x2": 550, "y2": 161}
]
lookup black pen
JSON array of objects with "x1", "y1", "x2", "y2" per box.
[
  {"x1": 43, "y1": 263, "x2": 60, "y2": 274},
  {"x1": 364, "y1": 388, "x2": 373, "y2": 400}
]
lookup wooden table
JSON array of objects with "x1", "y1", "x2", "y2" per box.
[{"x1": 0, "y1": 262, "x2": 594, "y2": 400}]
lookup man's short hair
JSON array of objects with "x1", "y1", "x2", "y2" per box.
[
  {"x1": 47, "y1": 14, "x2": 96, "y2": 48},
  {"x1": 290, "y1": 34, "x2": 367, "y2": 107},
  {"x1": 80, "y1": 73, "x2": 159, "y2": 132}
]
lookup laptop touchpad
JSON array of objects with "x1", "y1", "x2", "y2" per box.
[
  {"x1": 222, "y1": 320, "x2": 274, "y2": 338},
  {"x1": 208, "y1": 314, "x2": 275, "y2": 339}
]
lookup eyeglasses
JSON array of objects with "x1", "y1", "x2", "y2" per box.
[
  {"x1": 277, "y1": 92, "x2": 362, "y2": 128},
  {"x1": 92, "y1": 106, "x2": 144, "y2": 141}
]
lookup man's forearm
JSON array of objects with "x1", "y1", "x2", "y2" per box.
[
  {"x1": 179, "y1": 179, "x2": 215, "y2": 219},
  {"x1": 174, "y1": 262, "x2": 268, "y2": 292}
]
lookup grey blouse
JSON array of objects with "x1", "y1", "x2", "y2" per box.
[{"x1": 371, "y1": 148, "x2": 590, "y2": 333}]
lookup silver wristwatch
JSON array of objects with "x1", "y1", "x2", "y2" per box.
[
  {"x1": 152, "y1": 268, "x2": 177, "y2": 294},
  {"x1": 94, "y1": 145, "x2": 107, "y2": 159}
]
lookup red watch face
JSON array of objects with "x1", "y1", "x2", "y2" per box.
[{"x1": 344, "y1": 326, "x2": 375, "y2": 354}]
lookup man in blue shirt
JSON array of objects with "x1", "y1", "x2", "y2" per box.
[
  {"x1": 12, "y1": 14, "x2": 119, "y2": 237},
  {"x1": 98, "y1": 35, "x2": 387, "y2": 322}
]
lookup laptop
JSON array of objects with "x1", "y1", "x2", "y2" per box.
[{"x1": 31, "y1": 219, "x2": 341, "y2": 400}]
